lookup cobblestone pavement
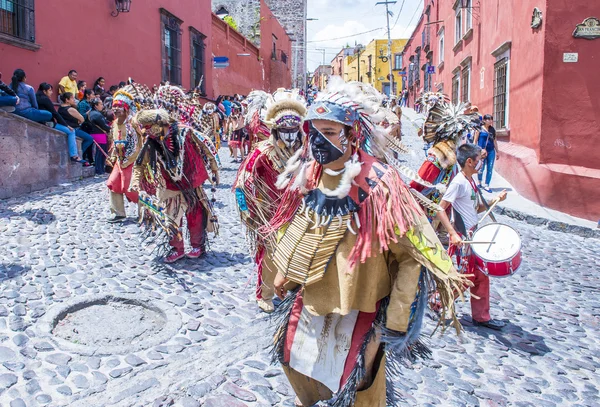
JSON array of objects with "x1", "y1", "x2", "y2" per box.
[{"x1": 0, "y1": 117, "x2": 599, "y2": 407}]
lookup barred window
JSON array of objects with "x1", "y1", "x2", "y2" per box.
[
  {"x1": 452, "y1": 71, "x2": 460, "y2": 104},
  {"x1": 0, "y1": 0, "x2": 35, "y2": 42},
  {"x1": 190, "y1": 27, "x2": 206, "y2": 94},
  {"x1": 161, "y1": 9, "x2": 182, "y2": 85},
  {"x1": 493, "y1": 58, "x2": 509, "y2": 128},
  {"x1": 461, "y1": 65, "x2": 470, "y2": 103}
]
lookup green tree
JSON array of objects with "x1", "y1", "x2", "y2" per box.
[{"x1": 223, "y1": 15, "x2": 238, "y2": 31}]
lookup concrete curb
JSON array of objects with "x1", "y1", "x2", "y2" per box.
[{"x1": 494, "y1": 206, "x2": 600, "y2": 239}]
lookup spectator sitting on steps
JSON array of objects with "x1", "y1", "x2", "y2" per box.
[
  {"x1": 0, "y1": 72, "x2": 19, "y2": 113},
  {"x1": 36, "y1": 83, "x2": 90, "y2": 166},
  {"x1": 10, "y1": 69, "x2": 53, "y2": 124},
  {"x1": 77, "y1": 80, "x2": 87, "y2": 101},
  {"x1": 58, "y1": 70, "x2": 79, "y2": 101},
  {"x1": 87, "y1": 98, "x2": 112, "y2": 176},
  {"x1": 58, "y1": 92, "x2": 95, "y2": 165},
  {"x1": 93, "y1": 77, "x2": 105, "y2": 97},
  {"x1": 77, "y1": 89, "x2": 95, "y2": 116}
]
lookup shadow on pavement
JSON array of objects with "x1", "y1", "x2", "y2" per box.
[
  {"x1": 461, "y1": 316, "x2": 552, "y2": 356},
  {"x1": 0, "y1": 262, "x2": 32, "y2": 284},
  {"x1": 0, "y1": 207, "x2": 56, "y2": 224}
]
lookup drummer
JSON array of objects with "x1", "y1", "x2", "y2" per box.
[{"x1": 436, "y1": 143, "x2": 507, "y2": 330}]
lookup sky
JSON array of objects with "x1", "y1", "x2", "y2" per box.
[{"x1": 305, "y1": 0, "x2": 423, "y2": 72}]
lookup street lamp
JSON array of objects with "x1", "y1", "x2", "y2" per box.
[
  {"x1": 215, "y1": 6, "x2": 229, "y2": 19},
  {"x1": 303, "y1": 18, "x2": 319, "y2": 92},
  {"x1": 111, "y1": 0, "x2": 131, "y2": 17}
]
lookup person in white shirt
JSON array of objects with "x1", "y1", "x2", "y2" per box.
[{"x1": 436, "y1": 143, "x2": 507, "y2": 330}]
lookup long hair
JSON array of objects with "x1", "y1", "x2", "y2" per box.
[
  {"x1": 36, "y1": 82, "x2": 53, "y2": 97},
  {"x1": 11, "y1": 69, "x2": 25, "y2": 93},
  {"x1": 93, "y1": 77, "x2": 104, "y2": 89}
]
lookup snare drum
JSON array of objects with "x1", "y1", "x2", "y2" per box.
[{"x1": 471, "y1": 223, "x2": 522, "y2": 277}]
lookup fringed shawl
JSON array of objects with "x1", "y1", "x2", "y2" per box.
[{"x1": 261, "y1": 151, "x2": 425, "y2": 271}]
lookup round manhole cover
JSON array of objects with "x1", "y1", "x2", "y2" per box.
[{"x1": 38, "y1": 295, "x2": 181, "y2": 356}]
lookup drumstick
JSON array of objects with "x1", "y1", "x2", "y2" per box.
[
  {"x1": 480, "y1": 198, "x2": 500, "y2": 224},
  {"x1": 461, "y1": 241, "x2": 496, "y2": 244}
]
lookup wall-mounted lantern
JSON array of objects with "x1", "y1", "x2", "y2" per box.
[{"x1": 112, "y1": 0, "x2": 131, "y2": 17}]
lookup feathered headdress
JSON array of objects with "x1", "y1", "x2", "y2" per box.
[
  {"x1": 422, "y1": 101, "x2": 479, "y2": 144},
  {"x1": 245, "y1": 90, "x2": 273, "y2": 125},
  {"x1": 264, "y1": 88, "x2": 307, "y2": 129},
  {"x1": 305, "y1": 77, "x2": 388, "y2": 158}
]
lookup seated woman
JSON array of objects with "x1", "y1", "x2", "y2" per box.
[
  {"x1": 58, "y1": 92, "x2": 94, "y2": 165},
  {"x1": 11, "y1": 69, "x2": 52, "y2": 123},
  {"x1": 36, "y1": 83, "x2": 90, "y2": 165},
  {"x1": 87, "y1": 98, "x2": 112, "y2": 176}
]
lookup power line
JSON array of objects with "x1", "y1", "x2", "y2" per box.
[
  {"x1": 402, "y1": 0, "x2": 424, "y2": 37},
  {"x1": 390, "y1": 0, "x2": 407, "y2": 31},
  {"x1": 307, "y1": 27, "x2": 383, "y2": 43}
]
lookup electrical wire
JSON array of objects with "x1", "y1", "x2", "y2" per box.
[
  {"x1": 307, "y1": 27, "x2": 384, "y2": 43},
  {"x1": 402, "y1": 0, "x2": 424, "y2": 37},
  {"x1": 390, "y1": 0, "x2": 407, "y2": 31}
]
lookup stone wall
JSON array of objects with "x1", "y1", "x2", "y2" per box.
[
  {"x1": 212, "y1": 0, "x2": 262, "y2": 46},
  {"x1": 0, "y1": 111, "x2": 93, "y2": 200},
  {"x1": 213, "y1": 0, "x2": 307, "y2": 89},
  {"x1": 265, "y1": 0, "x2": 307, "y2": 89}
]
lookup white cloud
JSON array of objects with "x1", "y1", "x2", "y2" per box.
[{"x1": 306, "y1": 0, "x2": 423, "y2": 71}]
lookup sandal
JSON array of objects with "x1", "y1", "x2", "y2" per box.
[{"x1": 70, "y1": 156, "x2": 90, "y2": 166}]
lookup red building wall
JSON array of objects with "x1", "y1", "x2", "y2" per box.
[
  {"x1": 403, "y1": 0, "x2": 599, "y2": 220},
  {"x1": 210, "y1": 0, "x2": 291, "y2": 97},
  {"x1": 259, "y1": 0, "x2": 292, "y2": 92},
  {"x1": 1, "y1": 0, "x2": 214, "y2": 97}
]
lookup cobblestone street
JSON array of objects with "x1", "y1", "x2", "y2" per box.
[{"x1": 0, "y1": 116, "x2": 599, "y2": 407}]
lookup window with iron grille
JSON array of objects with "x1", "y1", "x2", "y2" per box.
[
  {"x1": 424, "y1": 65, "x2": 433, "y2": 92},
  {"x1": 452, "y1": 71, "x2": 460, "y2": 104},
  {"x1": 190, "y1": 27, "x2": 206, "y2": 94},
  {"x1": 0, "y1": 0, "x2": 35, "y2": 42},
  {"x1": 493, "y1": 58, "x2": 508, "y2": 128},
  {"x1": 414, "y1": 53, "x2": 421, "y2": 84},
  {"x1": 161, "y1": 9, "x2": 182, "y2": 85},
  {"x1": 281, "y1": 51, "x2": 288, "y2": 65},
  {"x1": 461, "y1": 65, "x2": 470, "y2": 103}
]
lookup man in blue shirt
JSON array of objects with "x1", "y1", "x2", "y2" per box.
[{"x1": 222, "y1": 96, "x2": 232, "y2": 117}]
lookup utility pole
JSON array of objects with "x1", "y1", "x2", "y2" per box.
[
  {"x1": 304, "y1": 17, "x2": 319, "y2": 94},
  {"x1": 376, "y1": 1, "x2": 396, "y2": 98},
  {"x1": 315, "y1": 48, "x2": 326, "y2": 89}
]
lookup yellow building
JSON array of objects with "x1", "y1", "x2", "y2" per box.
[{"x1": 341, "y1": 38, "x2": 408, "y2": 97}]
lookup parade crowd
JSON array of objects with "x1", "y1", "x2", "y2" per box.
[{"x1": 2, "y1": 65, "x2": 513, "y2": 406}]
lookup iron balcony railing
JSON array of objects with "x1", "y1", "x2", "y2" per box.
[{"x1": 0, "y1": 0, "x2": 35, "y2": 42}]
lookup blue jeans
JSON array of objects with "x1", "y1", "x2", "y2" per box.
[
  {"x1": 75, "y1": 129, "x2": 94, "y2": 160},
  {"x1": 54, "y1": 124, "x2": 79, "y2": 157},
  {"x1": 94, "y1": 142, "x2": 108, "y2": 175},
  {"x1": 478, "y1": 149, "x2": 496, "y2": 186},
  {"x1": 15, "y1": 108, "x2": 53, "y2": 123},
  {"x1": 0, "y1": 95, "x2": 17, "y2": 107}
]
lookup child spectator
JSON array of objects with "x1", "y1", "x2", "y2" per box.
[
  {"x1": 93, "y1": 77, "x2": 105, "y2": 96},
  {"x1": 10, "y1": 69, "x2": 52, "y2": 123},
  {"x1": 77, "y1": 80, "x2": 87, "y2": 101}
]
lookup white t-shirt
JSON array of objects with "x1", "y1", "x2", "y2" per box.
[{"x1": 442, "y1": 172, "x2": 479, "y2": 231}]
